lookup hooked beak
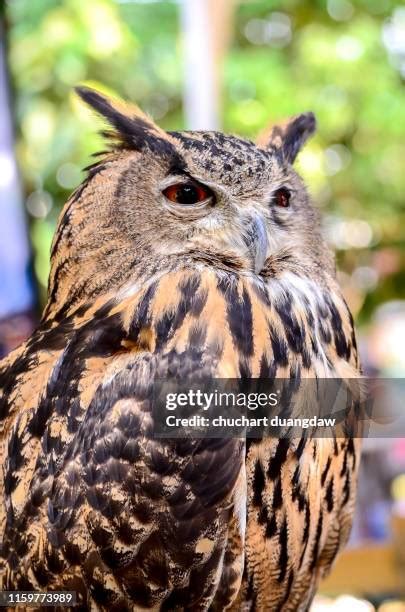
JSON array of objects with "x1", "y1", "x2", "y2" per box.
[{"x1": 244, "y1": 214, "x2": 268, "y2": 274}]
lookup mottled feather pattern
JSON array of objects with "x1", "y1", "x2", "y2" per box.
[
  {"x1": 1, "y1": 269, "x2": 358, "y2": 610},
  {"x1": 0, "y1": 87, "x2": 360, "y2": 611}
]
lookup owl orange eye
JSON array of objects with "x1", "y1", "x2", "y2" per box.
[
  {"x1": 272, "y1": 187, "x2": 291, "y2": 208},
  {"x1": 163, "y1": 181, "x2": 213, "y2": 205}
]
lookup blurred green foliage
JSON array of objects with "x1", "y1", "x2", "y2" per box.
[{"x1": 5, "y1": 0, "x2": 405, "y2": 324}]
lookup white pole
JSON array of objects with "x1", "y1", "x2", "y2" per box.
[
  {"x1": 180, "y1": 0, "x2": 219, "y2": 130},
  {"x1": 0, "y1": 20, "x2": 34, "y2": 319}
]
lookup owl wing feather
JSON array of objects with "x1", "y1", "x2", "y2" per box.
[{"x1": 0, "y1": 269, "x2": 248, "y2": 611}]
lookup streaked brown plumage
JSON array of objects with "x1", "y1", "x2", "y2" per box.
[{"x1": 0, "y1": 87, "x2": 361, "y2": 611}]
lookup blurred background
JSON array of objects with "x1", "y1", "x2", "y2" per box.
[{"x1": 0, "y1": 0, "x2": 405, "y2": 608}]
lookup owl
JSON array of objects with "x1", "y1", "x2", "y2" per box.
[{"x1": 0, "y1": 87, "x2": 361, "y2": 611}]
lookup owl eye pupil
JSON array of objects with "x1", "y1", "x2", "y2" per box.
[
  {"x1": 177, "y1": 185, "x2": 199, "y2": 204},
  {"x1": 163, "y1": 181, "x2": 213, "y2": 206},
  {"x1": 273, "y1": 187, "x2": 291, "y2": 208}
]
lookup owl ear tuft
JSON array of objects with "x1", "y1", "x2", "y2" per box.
[
  {"x1": 257, "y1": 112, "x2": 316, "y2": 164},
  {"x1": 75, "y1": 86, "x2": 173, "y2": 154}
]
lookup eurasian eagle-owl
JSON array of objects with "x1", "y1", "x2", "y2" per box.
[{"x1": 0, "y1": 87, "x2": 360, "y2": 611}]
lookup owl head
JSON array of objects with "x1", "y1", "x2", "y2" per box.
[{"x1": 46, "y1": 87, "x2": 334, "y2": 318}]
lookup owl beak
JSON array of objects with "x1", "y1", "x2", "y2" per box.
[{"x1": 245, "y1": 214, "x2": 269, "y2": 274}]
